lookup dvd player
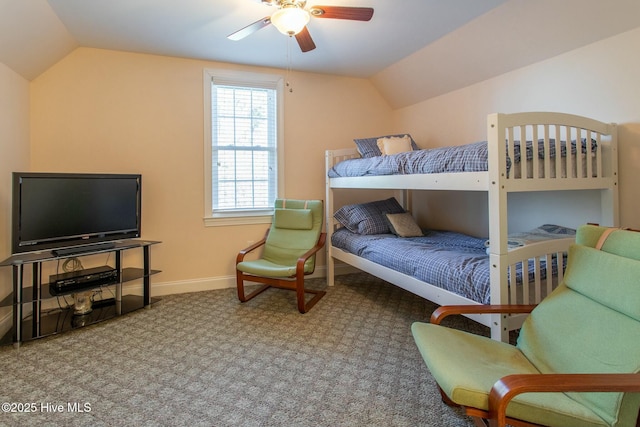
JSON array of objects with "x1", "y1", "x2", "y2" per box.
[{"x1": 49, "y1": 266, "x2": 120, "y2": 296}]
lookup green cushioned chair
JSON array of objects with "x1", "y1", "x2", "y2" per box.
[
  {"x1": 236, "y1": 199, "x2": 326, "y2": 313},
  {"x1": 412, "y1": 224, "x2": 640, "y2": 427}
]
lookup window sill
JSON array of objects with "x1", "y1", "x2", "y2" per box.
[{"x1": 204, "y1": 215, "x2": 273, "y2": 227}]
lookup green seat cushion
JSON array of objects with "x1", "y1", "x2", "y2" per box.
[
  {"x1": 412, "y1": 323, "x2": 609, "y2": 427},
  {"x1": 236, "y1": 259, "x2": 299, "y2": 277}
]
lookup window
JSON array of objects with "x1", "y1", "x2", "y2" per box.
[{"x1": 203, "y1": 69, "x2": 284, "y2": 226}]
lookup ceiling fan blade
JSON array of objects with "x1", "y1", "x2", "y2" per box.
[
  {"x1": 295, "y1": 26, "x2": 316, "y2": 52},
  {"x1": 227, "y1": 17, "x2": 271, "y2": 41},
  {"x1": 309, "y1": 6, "x2": 374, "y2": 21}
]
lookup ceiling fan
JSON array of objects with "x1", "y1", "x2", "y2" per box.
[{"x1": 228, "y1": 1, "x2": 374, "y2": 53}]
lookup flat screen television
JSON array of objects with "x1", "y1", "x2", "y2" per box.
[{"x1": 12, "y1": 172, "x2": 142, "y2": 255}]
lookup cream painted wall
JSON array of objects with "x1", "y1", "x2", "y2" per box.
[
  {"x1": 29, "y1": 48, "x2": 392, "y2": 293},
  {"x1": 20, "y1": 27, "x2": 640, "y2": 297},
  {"x1": 390, "y1": 27, "x2": 640, "y2": 236},
  {"x1": 0, "y1": 62, "x2": 30, "y2": 332}
]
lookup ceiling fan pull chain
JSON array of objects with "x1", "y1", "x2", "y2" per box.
[{"x1": 286, "y1": 36, "x2": 294, "y2": 93}]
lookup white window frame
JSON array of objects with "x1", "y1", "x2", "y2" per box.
[{"x1": 203, "y1": 69, "x2": 285, "y2": 226}]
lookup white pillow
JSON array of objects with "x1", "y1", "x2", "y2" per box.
[{"x1": 376, "y1": 135, "x2": 413, "y2": 156}]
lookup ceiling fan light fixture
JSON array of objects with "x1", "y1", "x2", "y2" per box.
[{"x1": 270, "y1": 7, "x2": 310, "y2": 36}]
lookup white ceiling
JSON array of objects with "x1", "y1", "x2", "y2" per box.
[
  {"x1": 1, "y1": 0, "x2": 640, "y2": 106},
  {"x1": 49, "y1": 0, "x2": 511, "y2": 78},
  {"x1": 0, "y1": 0, "x2": 505, "y2": 80}
]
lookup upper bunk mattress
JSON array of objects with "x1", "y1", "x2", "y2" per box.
[
  {"x1": 327, "y1": 139, "x2": 596, "y2": 178},
  {"x1": 328, "y1": 141, "x2": 488, "y2": 178}
]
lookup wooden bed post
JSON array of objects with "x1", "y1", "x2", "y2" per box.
[
  {"x1": 601, "y1": 123, "x2": 619, "y2": 227},
  {"x1": 487, "y1": 113, "x2": 510, "y2": 342},
  {"x1": 325, "y1": 149, "x2": 336, "y2": 287}
]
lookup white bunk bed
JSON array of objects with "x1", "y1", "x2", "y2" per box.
[{"x1": 325, "y1": 112, "x2": 619, "y2": 341}]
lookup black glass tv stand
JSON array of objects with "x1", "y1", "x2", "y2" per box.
[{"x1": 0, "y1": 239, "x2": 161, "y2": 347}]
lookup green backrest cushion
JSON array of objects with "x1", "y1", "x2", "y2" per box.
[
  {"x1": 575, "y1": 224, "x2": 640, "y2": 261},
  {"x1": 273, "y1": 208, "x2": 313, "y2": 230},
  {"x1": 517, "y1": 233, "x2": 640, "y2": 426},
  {"x1": 263, "y1": 199, "x2": 323, "y2": 272}
]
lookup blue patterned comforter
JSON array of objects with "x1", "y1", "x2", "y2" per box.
[
  {"x1": 332, "y1": 227, "x2": 564, "y2": 304},
  {"x1": 327, "y1": 139, "x2": 596, "y2": 178},
  {"x1": 328, "y1": 142, "x2": 488, "y2": 178},
  {"x1": 332, "y1": 228, "x2": 493, "y2": 304}
]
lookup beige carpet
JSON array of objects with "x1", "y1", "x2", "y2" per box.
[{"x1": 0, "y1": 272, "x2": 486, "y2": 427}]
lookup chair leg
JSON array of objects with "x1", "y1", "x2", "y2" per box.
[
  {"x1": 237, "y1": 270, "x2": 326, "y2": 313},
  {"x1": 297, "y1": 289, "x2": 326, "y2": 313},
  {"x1": 236, "y1": 271, "x2": 270, "y2": 303},
  {"x1": 295, "y1": 271, "x2": 326, "y2": 313}
]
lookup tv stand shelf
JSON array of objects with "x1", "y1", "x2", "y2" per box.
[
  {"x1": 0, "y1": 239, "x2": 161, "y2": 347},
  {"x1": 14, "y1": 295, "x2": 160, "y2": 342}
]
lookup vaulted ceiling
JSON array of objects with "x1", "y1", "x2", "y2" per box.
[{"x1": 1, "y1": 0, "x2": 639, "y2": 108}]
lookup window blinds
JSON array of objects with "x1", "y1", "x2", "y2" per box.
[{"x1": 211, "y1": 84, "x2": 277, "y2": 211}]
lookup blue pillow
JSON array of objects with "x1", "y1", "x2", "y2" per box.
[
  {"x1": 354, "y1": 134, "x2": 419, "y2": 158},
  {"x1": 334, "y1": 197, "x2": 405, "y2": 235}
]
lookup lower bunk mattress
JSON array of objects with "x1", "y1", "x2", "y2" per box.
[{"x1": 331, "y1": 227, "x2": 571, "y2": 305}]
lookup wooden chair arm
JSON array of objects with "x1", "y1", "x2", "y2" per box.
[
  {"x1": 295, "y1": 232, "x2": 327, "y2": 273},
  {"x1": 488, "y1": 373, "x2": 640, "y2": 427},
  {"x1": 430, "y1": 304, "x2": 537, "y2": 325},
  {"x1": 236, "y1": 229, "x2": 269, "y2": 263}
]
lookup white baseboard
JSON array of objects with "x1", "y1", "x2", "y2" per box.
[
  {"x1": 143, "y1": 263, "x2": 360, "y2": 297},
  {"x1": 141, "y1": 275, "x2": 236, "y2": 297}
]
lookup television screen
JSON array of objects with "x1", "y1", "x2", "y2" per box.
[{"x1": 12, "y1": 172, "x2": 142, "y2": 254}]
